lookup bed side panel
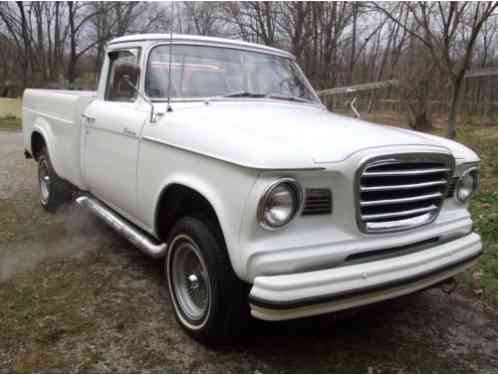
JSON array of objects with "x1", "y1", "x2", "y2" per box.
[{"x1": 22, "y1": 89, "x2": 95, "y2": 189}]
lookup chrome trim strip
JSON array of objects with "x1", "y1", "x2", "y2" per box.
[
  {"x1": 360, "y1": 180, "x2": 447, "y2": 192},
  {"x1": 110, "y1": 39, "x2": 294, "y2": 59},
  {"x1": 366, "y1": 213, "x2": 433, "y2": 231},
  {"x1": 86, "y1": 124, "x2": 138, "y2": 139},
  {"x1": 360, "y1": 192, "x2": 443, "y2": 207},
  {"x1": 363, "y1": 168, "x2": 451, "y2": 177},
  {"x1": 455, "y1": 162, "x2": 480, "y2": 176},
  {"x1": 361, "y1": 205, "x2": 438, "y2": 220},
  {"x1": 142, "y1": 135, "x2": 326, "y2": 171}
]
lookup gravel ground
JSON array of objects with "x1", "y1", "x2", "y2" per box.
[{"x1": 1, "y1": 131, "x2": 497, "y2": 373}]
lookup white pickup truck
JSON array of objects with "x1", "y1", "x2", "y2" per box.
[{"x1": 23, "y1": 34, "x2": 482, "y2": 343}]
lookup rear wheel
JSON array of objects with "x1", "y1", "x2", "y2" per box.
[
  {"x1": 166, "y1": 216, "x2": 250, "y2": 344},
  {"x1": 38, "y1": 148, "x2": 71, "y2": 212}
]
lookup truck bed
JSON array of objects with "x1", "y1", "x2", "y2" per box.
[{"x1": 22, "y1": 89, "x2": 96, "y2": 189}]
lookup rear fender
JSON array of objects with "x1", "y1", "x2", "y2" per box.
[{"x1": 32, "y1": 119, "x2": 60, "y2": 173}]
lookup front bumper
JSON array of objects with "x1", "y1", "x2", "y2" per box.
[{"x1": 249, "y1": 232, "x2": 482, "y2": 321}]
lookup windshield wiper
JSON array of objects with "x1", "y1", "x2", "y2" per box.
[
  {"x1": 223, "y1": 91, "x2": 266, "y2": 98},
  {"x1": 265, "y1": 93, "x2": 311, "y2": 103},
  {"x1": 222, "y1": 91, "x2": 312, "y2": 103}
]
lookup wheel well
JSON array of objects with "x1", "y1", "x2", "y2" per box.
[
  {"x1": 31, "y1": 132, "x2": 46, "y2": 160},
  {"x1": 156, "y1": 184, "x2": 225, "y2": 243}
]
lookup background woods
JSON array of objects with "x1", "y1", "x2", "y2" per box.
[{"x1": 0, "y1": 1, "x2": 497, "y2": 138}]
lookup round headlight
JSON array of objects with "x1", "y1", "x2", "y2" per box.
[
  {"x1": 258, "y1": 178, "x2": 302, "y2": 230},
  {"x1": 455, "y1": 168, "x2": 479, "y2": 203}
]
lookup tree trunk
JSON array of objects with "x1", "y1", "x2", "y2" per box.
[
  {"x1": 16, "y1": 1, "x2": 31, "y2": 89},
  {"x1": 52, "y1": 2, "x2": 62, "y2": 82},
  {"x1": 349, "y1": 3, "x2": 358, "y2": 85},
  {"x1": 67, "y1": 2, "x2": 77, "y2": 85},
  {"x1": 411, "y1": 112, "x2": 433, "y2": 131},
  {"x1": 447, "y1": 75, "x2": 465, "y2": 139}
]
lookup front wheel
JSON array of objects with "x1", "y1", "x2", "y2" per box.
[{"x1": 165, "y1": 216, "x2": 250, "y2": 344}]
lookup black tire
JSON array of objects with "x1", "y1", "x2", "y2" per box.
[
  {"x1": 165, "y1": 215, "x2": 250, "y2": 344},
  {"x1": 38, "y1": 147, "x2": 71, "y2": 212}
]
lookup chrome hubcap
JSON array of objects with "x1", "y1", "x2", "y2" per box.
[
  {"x1": 39, "y1": 161, "x2": 50, "y2": 204},
  {"x1": 171, "y1": 238, "x2": 210, "y2": 322}
]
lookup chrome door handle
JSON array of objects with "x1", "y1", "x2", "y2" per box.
[{"x1": 81, "y1": 114, "x2": 96, "y2": 124}]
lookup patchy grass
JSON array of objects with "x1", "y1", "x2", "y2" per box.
[
  {"x1": 0, "y1": 116, "x2": 21, "y2": 131},
  {"x1": 459, "y1": 123, "x2": 498, "y2": 305}
]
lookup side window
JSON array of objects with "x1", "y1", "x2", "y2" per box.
[{"x1": 106, "y1": 49, "x2": 141, "y2": 102}]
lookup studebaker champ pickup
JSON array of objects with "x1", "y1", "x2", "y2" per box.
[{"x1": 23, "y1": 34, "x2": 482, "y2": 343}]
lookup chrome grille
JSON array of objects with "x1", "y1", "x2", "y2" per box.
[{"x1": 356, "y1": 154, "x2": 454, "y2": 233}]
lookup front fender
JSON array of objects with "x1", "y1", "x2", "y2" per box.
[{"x1": 150, "y1": 164, "x2": 259, "y2": 281}]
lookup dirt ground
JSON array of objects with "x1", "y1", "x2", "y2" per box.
[{"x1": 1, "y1": 130, "x2": 497, "y2": 373}]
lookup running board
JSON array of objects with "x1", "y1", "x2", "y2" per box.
[{"x1": 75, "y1": 195, "x2": 167, "y2": 259}]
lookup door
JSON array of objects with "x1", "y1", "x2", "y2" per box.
[{"x1": 82, "y1": 48, "x2": 146, "y2": 217}]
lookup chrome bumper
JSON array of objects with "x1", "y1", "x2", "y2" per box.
[{"x1": 249, "y1": 233, "x2": 482, "y2": 321}]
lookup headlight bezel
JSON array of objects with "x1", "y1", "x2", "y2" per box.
[
  {"x1": 257, "y1": 177, "x2": 303, "y2": 231},
  {"x1": 454, "y1": 166, "x2": 479, "y2": 204}
]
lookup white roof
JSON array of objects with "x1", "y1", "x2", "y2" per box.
[{"x1": 108, "y1": 33, "x2": 294, "y2": 59}]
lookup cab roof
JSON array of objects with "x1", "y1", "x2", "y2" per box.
[{"x1": 108, "y1": 33, "x2": 294, "y2": 59}]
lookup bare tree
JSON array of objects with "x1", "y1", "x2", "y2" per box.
[
  {"x1": 89, "y1": 2, "x2": 164, "y2": 70},
  {"x1": 66, "y1": 2, "x2": 163, "y2": 84},
  {"x1": 348, "y1": 2, "x2": 359, "y2": 84},
  {"x1": 376, "y1": 1, "x2": 498, "y2": 138},
  {"x1": 0, "y1": 0, "x2": 496, "y2": 124},
  {"x1": 223, "y1": 2, "x2": 281, "y2": 45},
  {"x1": 279, "y1": 2, "x2": 311, "y2": 61},
  {"x1": 0, "y1": 2, "x2": 34, "y2": 87},
  {"x1": 183, "y1": 2, "x2": 224, "y2": 36},
  {"x1": 310, "y1": 3, "x2": 353, "y2": 91},
  {"x1": 44, "y1": 2, "x2": 66, "y2": 82}
]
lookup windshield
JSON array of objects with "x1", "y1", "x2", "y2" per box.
[{"x1": 145, "y1": 45, "x2": 319, "y2": 103}]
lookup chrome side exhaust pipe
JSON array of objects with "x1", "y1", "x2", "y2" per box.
[{"x1": 76, "y1": 195, "x2": 167, "y2": 259}]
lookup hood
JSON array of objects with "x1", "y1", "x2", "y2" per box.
[
  {"x1": 382, "y1": 126, "x2": 479, "y2": 163},
  {"x1": 153, "y1": 101, "x2": 470, "y2": 169}
]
